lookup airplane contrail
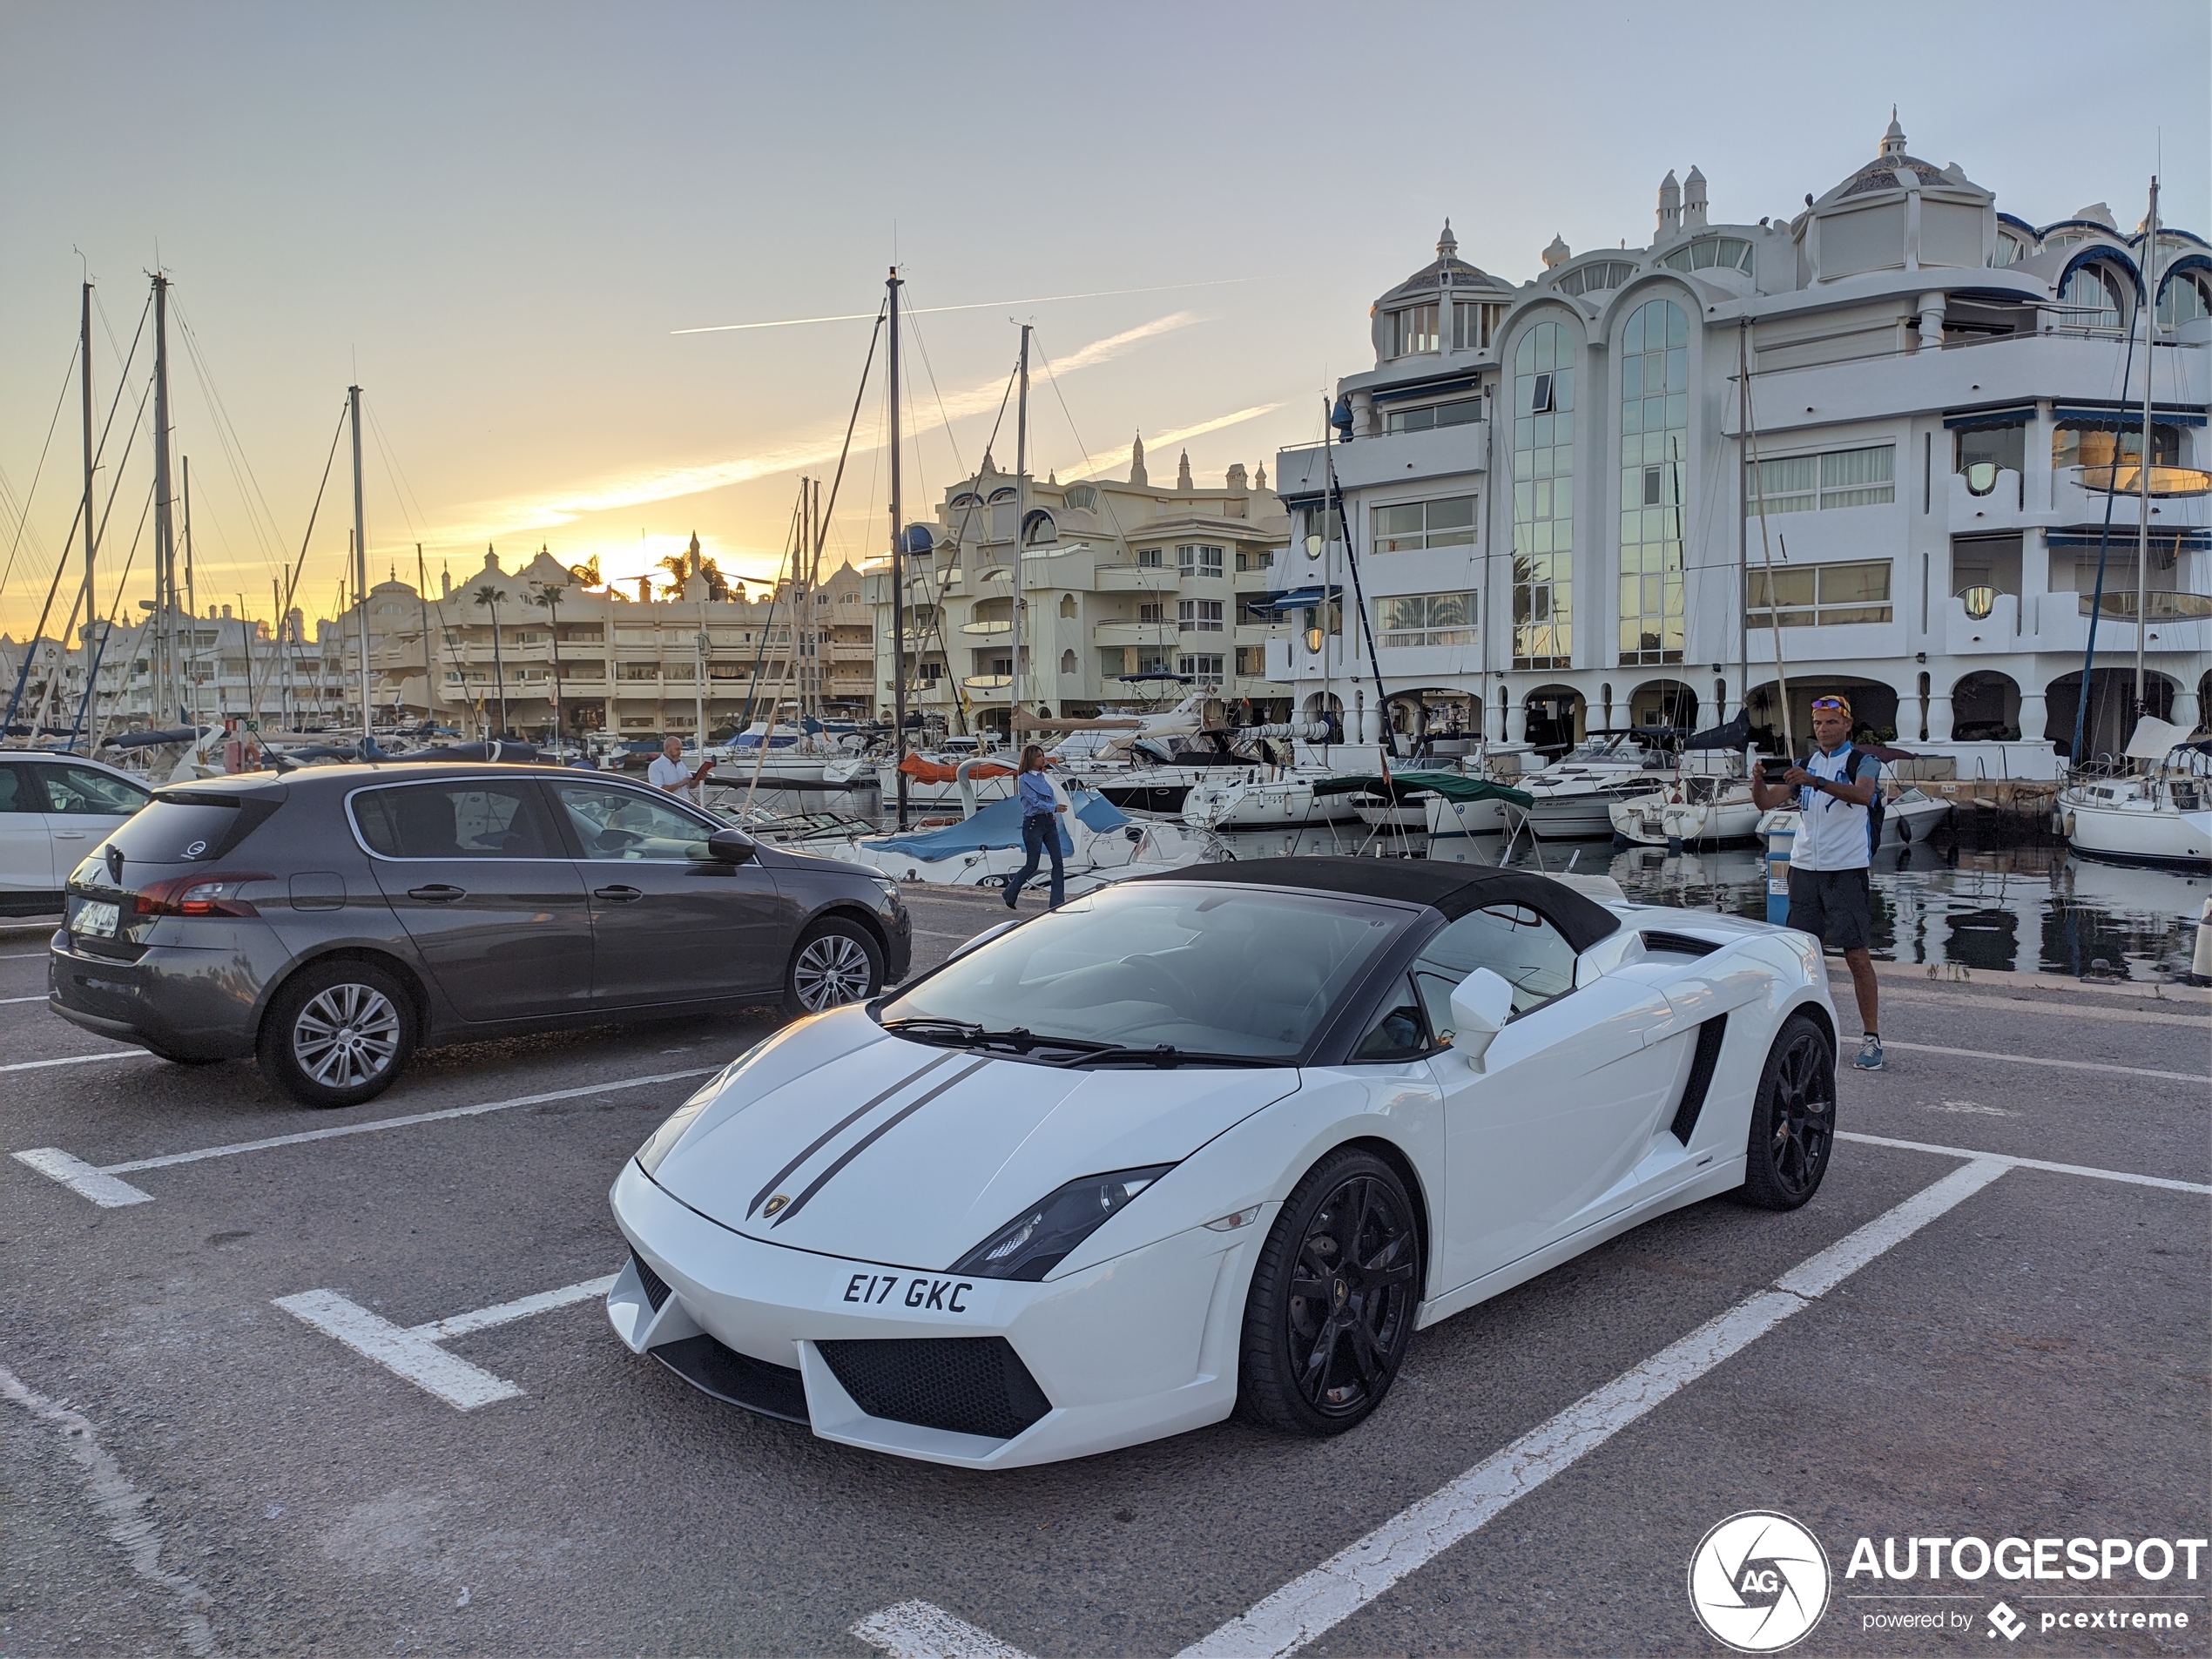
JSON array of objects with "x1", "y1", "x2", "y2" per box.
[{"x1": 671, "y1": 276, "x2": 1265, "y2": 335}]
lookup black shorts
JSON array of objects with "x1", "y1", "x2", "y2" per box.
[{"x1": 1786, "y1": 866, "x2": 1872, "y2": 953}]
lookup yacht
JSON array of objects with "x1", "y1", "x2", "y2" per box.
[{"x1": 1502, "y1": 733, "x2": 1673, "y2": 840}]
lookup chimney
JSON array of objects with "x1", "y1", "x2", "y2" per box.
[
  {"x1": 1657, "y1": 170, "x2": 1681, "y2": 237},
  {"x1": 1683, "y1": 165, "x2": 1709, "y2": 231}
]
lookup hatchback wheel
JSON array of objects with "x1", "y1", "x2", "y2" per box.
[
  {"x1": 783, "y1": 918, "x2": 883, "y2": 1017},
  {"x1": 259, "y1": 960, "x2": 415, "y2": 1108}
]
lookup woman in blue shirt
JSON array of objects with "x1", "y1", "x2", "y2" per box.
[{"x1": 1005, "y1": 744, "x2": 1068, "y2": 909}]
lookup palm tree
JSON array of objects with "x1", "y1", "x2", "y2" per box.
[
  {"x1": 528, "y1": 580, "x2": 568, "y2": 746},
  {"x1": 473, "y1": 582, "x2": 509, "y2": 737}
]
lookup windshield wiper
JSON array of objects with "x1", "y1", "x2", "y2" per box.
[
  {"x1": 1048, "y1": 1043, "x2": 1291, "y2": 1069},
  {"x1": 879, "y1": 1018, "x2": 1056, "y2": 1054}
]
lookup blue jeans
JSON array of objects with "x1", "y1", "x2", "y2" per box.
[{"x1": 1008, "y1": 813, "x2": 1064, "y2": 907}]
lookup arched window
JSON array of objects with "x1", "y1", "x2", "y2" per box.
[
  {"x1": 2058, "y1": 265, "x2": 2123, "y2": 330},
  {"x1": 1022, "y1": 509, "x2": 1057, "y2": 546},
  {"x1": 1555, "y1": 260, "x2": 1635, "y2": 297},
  {"x1": 1656, "y1": 237, "x2": 1754, "y2": 275},
  {"x1": 1058, "y1": 593, "x2": 1077, "y2": 619},
  {"x1": 1062, "y1": 484, "x2": 1098, "y2": 511},
  {"x1": 2158, "y1": 266, "x2": 2212, "y2": 330},
  {"x1": 1511, "y1": 320, "x2": 1575, "y2": 668},
  {"x1": 1618, "y1": 299, "x2": 1688, "y2": 665},
  {"x1": 1059, "y1": 649, "x2": 1077, "y2": 677}
]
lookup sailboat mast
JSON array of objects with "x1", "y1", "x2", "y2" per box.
[
  {"x1": 1737, "y1": 323, "x2": 1750, "y2": 732},
  {"x1": 78, "y1": 281, "x2": 96, "y2": 729},
  {"x1": 887, "y1": 266, "x2": 908, "y2": 831},
  {"x1": 151, "y1": 273, "x2": 179, "y2": 725},
  {"x1": 2135, "y1": 174, "x2": 2158, "y2": 724},
  {"x1": 182, "y1": 455, "x2": 197, "y2": 732},
  {"x1": 349, "y1": 385, "x2": 369, "y2": 747},
  {"x1": 1013, "y1": 323, "x2": 1029, "y2": 741}
]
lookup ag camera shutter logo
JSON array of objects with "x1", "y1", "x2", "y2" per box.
[{"x1": 1689, "y1": 1511, "x2": 1831, "y2": 1652}]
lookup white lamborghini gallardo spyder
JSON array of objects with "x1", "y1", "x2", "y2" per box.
[{"x1": 606, "y1": 857, "x2": 1838, "y2": 1468}]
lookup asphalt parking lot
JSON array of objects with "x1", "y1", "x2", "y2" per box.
[{"x1": 3, "y1": 888, "x2": 2207, "y2": 1657}]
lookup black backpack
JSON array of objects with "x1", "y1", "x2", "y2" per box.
[{"x1": 1804, "y1": 742, "x2": 1885, "y2": 855}]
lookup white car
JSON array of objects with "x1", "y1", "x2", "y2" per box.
[
  {"x1": 0, "y1": 754, "x2": 153, "y2": 917},
  {"x1": 606, "y1": 857, "x2": 1838, "y2": 1468}
]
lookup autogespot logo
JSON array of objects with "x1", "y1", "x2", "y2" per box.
[{"x1": 1689, "y1": 1511, "x2": 1833, "y2": 1653}]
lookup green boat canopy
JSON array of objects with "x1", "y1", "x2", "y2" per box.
[{"x1": 1309, "y1": 770, "x2": 1534, "y2": 809}]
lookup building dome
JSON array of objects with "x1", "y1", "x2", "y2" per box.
[{"x1": 1376, "y1": 219, "x2": 1514, "y2": 306}]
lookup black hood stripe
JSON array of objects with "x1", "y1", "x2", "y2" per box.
[
  {"x1": 745, "y1": 1049, "x2": 956, "y2": 1219},
  {"x1": 771, "y1": 1057, "x2": 991, "y2": 1229}
]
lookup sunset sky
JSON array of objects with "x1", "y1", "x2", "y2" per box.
[{"x1": 3, "y1": 2, "x2": 2205, "y2": 638}]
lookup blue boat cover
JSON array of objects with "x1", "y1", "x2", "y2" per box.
[{"x1": 871, "y1": 790, "x2": 1128, "y2": 859}]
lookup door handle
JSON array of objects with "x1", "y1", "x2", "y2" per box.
[
  {"x1": 54, "y1": 830, "x2": 89, "y2": 840},
  {"x1": 408, "y1": 885, "x2": 466, "y2": 902},
  {"x1": 593, "y1": 885, "x2": 644, "y2": 902}
]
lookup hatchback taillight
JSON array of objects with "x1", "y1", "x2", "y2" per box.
[{"x1": 132, "y1": 873, "x2": 271, "y2": 919}]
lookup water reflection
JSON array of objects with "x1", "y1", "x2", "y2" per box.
[
  {"x1": 1426, "y1": 833, "x2": 2206, "y2": 983},
  {"x1": 757, "y1": 785, "x2": 2207, "y2": 984}
]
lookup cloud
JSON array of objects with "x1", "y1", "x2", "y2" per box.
[{"x1": 424, "y1": 312, "x2": 1204, "y2": 545}]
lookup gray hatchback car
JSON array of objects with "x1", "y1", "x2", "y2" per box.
[{"x1": 48, "y1": 763, "x2": 911, "y2": 1106}]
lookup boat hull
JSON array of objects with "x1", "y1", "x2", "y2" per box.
[{"x1": 2063, "y1": 796, "x2": 2212, "y2": 868}]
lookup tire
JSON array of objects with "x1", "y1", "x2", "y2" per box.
[
  {"x1": 1237, "y1": 1146, "x2": 1422, "y2": 1436},
  {"x1": 783, "y1": 917, "x2": 884, "y2": 1017},
  {"x1": 1737, "y1": 1012, "x2": 1837, "y2": 1211},
  {"x1": 257, "y1": 959, "x2": 415, "y2": 1108}
]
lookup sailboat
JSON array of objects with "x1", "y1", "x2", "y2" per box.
[{"x1": 2059, "y1": 718, "x2": 2212, "y2": 867}]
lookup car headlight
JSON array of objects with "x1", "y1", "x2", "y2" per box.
[
  {"x1": 949, "y1": 1164, "x2": 1175, "y2": 1281},
  {"x1": 636, "y1": 1036, "x2": 772, "y2": 1177}
]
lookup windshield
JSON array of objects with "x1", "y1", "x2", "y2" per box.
[{"x1": 879, "y1": 882, "x2": 1407, "y2": 1061}]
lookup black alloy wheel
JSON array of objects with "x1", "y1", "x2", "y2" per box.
[
  {"x1": 1738, "y1": 1012, "x2": 1837, "y2": 1211},
  {"x1": 1238, "y1": 1146, "x2": 1422, "y2": 1435}
]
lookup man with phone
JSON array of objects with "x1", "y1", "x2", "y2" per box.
[
  {"x1": 1750, "y1": 694, "x2": 1885, "y2": 1070},
  {"x1": 648, "y1": 734, "x2": 712, "y2": 803}
]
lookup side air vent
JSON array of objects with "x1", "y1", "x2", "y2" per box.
[
  {"x1": 1669, "y1": 1014, "x2": 1729, "y2": 1144},
  {"x1": 1642, "y1": 930, "x2": 1720, "y2": 959},
  {"x1": 816, "y1": 1337, "x2": 1052, "y2": 1441},
  {"x1": 632, "y1": 1252, "x2": 672, "y2": 1312}
]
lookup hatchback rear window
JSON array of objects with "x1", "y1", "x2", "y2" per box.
[{"x1": 102, "y1": 792, "x2": 283, "y2": 867}]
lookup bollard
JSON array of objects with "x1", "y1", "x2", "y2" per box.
[
  {"x1": 2194, "y1": 897, "x2": 2212, "y2": 987},
  {"x1": 1765, "y1": 821, "x2": 1794, "y2": 927}
]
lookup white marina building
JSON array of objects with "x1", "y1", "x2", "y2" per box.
[{"x1": 1271, "y1": 115, "x2": 2211, "y2": 771}]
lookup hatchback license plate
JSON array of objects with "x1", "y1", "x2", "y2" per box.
[{"x1": 73, "y1": 900, "x2": 119, "y2": 939}]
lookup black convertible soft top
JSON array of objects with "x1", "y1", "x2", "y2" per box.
[{"x1": 1130, "y1": 856, "x2": 1622, "y2": 954}]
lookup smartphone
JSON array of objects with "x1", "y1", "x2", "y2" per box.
[{"x1": 1759, "y1": 759, "x2": 1794, "y2": 786}]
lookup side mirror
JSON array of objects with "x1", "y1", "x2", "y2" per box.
[
  {"x1": 705, "y1": 828, "x2": 757, "y2": 866},
  {"x1": 1447, "y1": 968, "x2": 1515, "y2": 1070}
]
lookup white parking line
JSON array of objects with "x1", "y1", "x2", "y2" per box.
[
  {"x1": 0, "y1": 1049, "x2": 155, "y2": 1075},
  {"x1": 1837, "y1": 1130, "x2": 2212, "y2": 1195},
  {"x1": 1175, "y1": 1159, "x2": 2011, "y2": 1657},
  {"x1": 0, "y1": 993, "x2": 48, "y2": 1003},
  {"x1": 11, "y1": 1066, "x2": 717, "y2": 1206},
  {"x1": 1878, "y1": 1041, "x2": 2207, "y2": 1084},
  {"x1": 853, "y1": 1602, "x2": 1036, "y2": 1659},
  {"x1": 274, "y1": 1274, "x2": 617, "y2": 1409}
]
